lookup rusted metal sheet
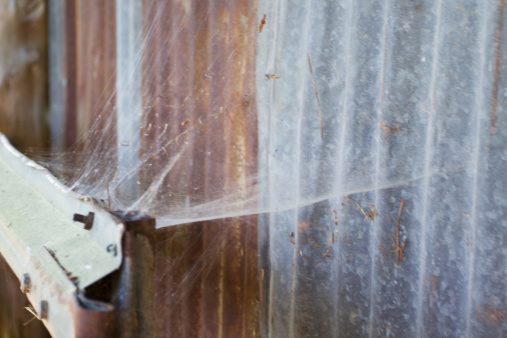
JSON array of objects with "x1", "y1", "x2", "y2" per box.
[
  {"x1": 153, "y1": 218, "x2": 260, "y2": 338},
  {"x1": 137, "y1": 0, "x2": 260, "y2": 336},
  {"x1": 47, "y1": 0, "x2": 260, "y2": 335},
  {"x1": 49, "y1": 0, "x2": 117, "y2": 188},
  {"x1": 49, "y1": 0, "x2": 79, "y2": 150},
  {"x1": 0, "y1": 0, "x2": 48, "y2": 150},
  {"x1": 0, "y1": 254, "x2": 50, "y2": 338},
  {"x1": 113, "y1": 215, "x2": 260, "y2": 337},
  {"x1": 70, "y1": 0, "x2": 117, "y2": 187},
  {"x1": 50, "y1": 0, "x2": 116, "y2": 147},
  {"x1": 74, "y1": 0, "x2": 117, "y2": 141}
]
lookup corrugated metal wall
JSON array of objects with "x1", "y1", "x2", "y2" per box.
[
  {"x1": 49, "y1": 0, "x2": 117, "y2": 188},
  {"x1": 257, "y1": 0, "x2": 507, "y2": 337},
  {"x1": 50, "y1": 0, "x2": 261, "y2": 336},
  {"x1": 44, "y1": 0, "x2": 507, "y2": 336},
  {"x1": 138, "y1": 2, "x2": 260, "y2": 336}
]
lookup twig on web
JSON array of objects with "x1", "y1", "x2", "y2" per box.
[
  {"x1": 391, "y1": 199, "x2": 407, "y2": 266},
  {"x1": 307, "y1": 54, "x2": 324, "y2": 139}
]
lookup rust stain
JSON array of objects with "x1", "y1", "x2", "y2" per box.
[
  {"x1": 265, "y1": 74, "x2": 280, "y2": 80},
  {"x1": 45, "y1": 247, "x2": 79, "y2": 286},
  {"x1": 298, "y1": 222, "x2": 311, "y2": 234},
  {"x1": 259, "y1": 14, "x2": 266, "y2": 33},
  {"x1": 366, "y1": 204, "x2": 377, "y2": 220},
  {"x1": 285, "y1": 230, "x2": 295, "y2": 244},
  {"x1": 380, "y1": 121, "x2": 399, "y2": 134},
  {"x1": 429, "y1": 276, "x2": 439, "y2": 297},
  {"x1": 477, "y1": 304, "x2": 505, "y2": 325},
  {"x1": 323, "y1": 246, "x2": 331, "y2": 258},
  {"x1": 139, "y1": 0, "x2": 260, "y2": 337},
  {"x1": 332, "y1": 209, "x2": 339, "y2": 225},
  {"x1": 490, "y1": 0, "x2": 505, "y2": 134}
]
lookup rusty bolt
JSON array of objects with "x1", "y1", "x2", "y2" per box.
[
  {"x1": 22, "y1": 274, "x2": 31, "y2": 293},
  {"x1": 40, "y1": 300, "x2": 48, "y2": 319}
]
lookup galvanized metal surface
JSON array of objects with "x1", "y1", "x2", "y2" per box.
[
  {"x1": 256, "y1": 0, "x2": 507, "y2": 337},
  {"x1": 48, "y1": 0, "x2": 67, "y2": 151},
  {"x1": 115, "y1": 0, "x2": 143, "y2": 204}
]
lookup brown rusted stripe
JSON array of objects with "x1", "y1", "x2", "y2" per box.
[
  {"x1": 0, "y1": 0, "x2": 49, "y2": 150},
  {"x1": 139, "y1": 0, "x2": 260, "y2": 336},
  {"x1": 490, "y1": 0, "x2": 505, "y2": 135},
  {"x1": 66, "y1": 0, "x2": 117, "y2": 184}
]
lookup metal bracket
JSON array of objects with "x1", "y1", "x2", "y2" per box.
[{"x1": 0, "y1": 134, "x2": 124, "y2": 337}]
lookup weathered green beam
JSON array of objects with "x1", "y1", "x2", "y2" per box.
[{"x1": 0, "y1": 133, "x2": 124, "y2": 337}]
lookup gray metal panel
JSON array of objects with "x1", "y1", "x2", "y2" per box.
[
  {"x1": 48, "y1": 0, "x2": 65, "y2": 151},
  {"x1": 257, "y1": 0, "x2": 507, "y2": 337},
  {"x1": 115, "y1": 0, "x2": 143, "y2": 205}
]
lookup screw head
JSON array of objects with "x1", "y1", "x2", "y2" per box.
[
  {"x1": 40, "y1": 300, "x2": 48, "y2": 319},
  {"x1": 22, "y1": 274, "x2": 31, "y2": 293}
]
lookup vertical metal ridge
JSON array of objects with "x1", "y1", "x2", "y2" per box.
[
  {"x1": 332, "y1": 2, "x2": 354, "y2": 334},
  {"x1": 368, "y1": 1, "x2": 391, "y2": 336},
  {"x1": 63, "y1": 0, "x2": 78, "y2": 149},
  {"x1": 287, "y1": 0, "x2": 314, "y2": 335},
  {"x1": 115, "y1": 0, "x2": 142, "y2": 205},
  {"x1": 265, "y1": 1, "x2": 283, "y2": 336},
  {"x1": 465, "y1": 2, "x2": 492, "y2": 336},
  {"x1": 416, "y1": 0, "x2": 444, "y2": 335},
  {"x1": 49, "y1": 0, "x2": 65, "y2": 152}
]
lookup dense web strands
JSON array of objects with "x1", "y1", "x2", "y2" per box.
[
  {"x1": 40, "y1": 0, "x2": 262, "y2": 227},
  {"x1": 33, "y1": 0, "x2": 473, "y2": 229},
  {"x1": 38, "y1": 104, "x2": 461, "y2": 228}
]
